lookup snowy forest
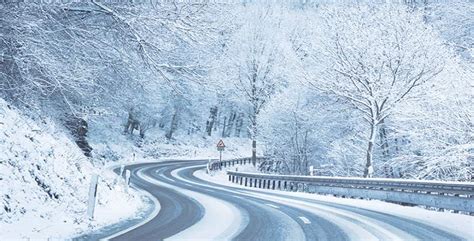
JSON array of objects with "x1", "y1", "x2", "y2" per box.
[
  {"x1": 1, "y1": 0, "x2": 473, "y2": 238},
  {"x1": 1, "y1": 0, "x2": 472, "y2": 180}
]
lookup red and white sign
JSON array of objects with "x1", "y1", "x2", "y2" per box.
[
  {"x1": 217, "y1": 139, "x2": 225, "y2": 148},
  {"x1": 217, "y1": 139, "x2": 225, "y2": 152}
]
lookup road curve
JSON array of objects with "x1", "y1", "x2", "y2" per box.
[{"x1": 103, "y1": 160, "x2": 467, "y2": 241}]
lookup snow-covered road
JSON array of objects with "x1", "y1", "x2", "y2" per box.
[{"x1": 94, "y1": 160, "x2": 473, "y2": 241}]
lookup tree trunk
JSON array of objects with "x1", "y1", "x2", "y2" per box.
[
  {"x1": 166, "y1": 110, "x2": 179, "y2": 139},
  {"x1": 364, "y1": 121, "x2": 377, "y2": 178},
  {"x1": 205, "y1": 106, "x2": 218, "y2": 136},
  {"x1": 379, "y1": 120, "x2": 390, "y2": 160},
  {"x1": 251, "y1": 112, "x2": 257, "y2": 166},
  {"x1": 378, "y1": 120, "x2": 393, "y2": 177},
  {"x1": 252, "y1": 139, "x2": 257, "y2": 166},
  {"x1": 65, "y1": 115, "x2": 93, "y2": 157},
  {"x1": 235, "y1": 113, "x2": 244, "y2": 137},
  {"x1": 221, "y1": 116, "x2": 227, "y2": 137},
  {"x1": 225, "y1": 112, "x2": 236, "y2": 137}
]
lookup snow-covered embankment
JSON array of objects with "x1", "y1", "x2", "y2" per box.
[{"x1": 0, "y1": 99, "x2": 144, "y2": 239}]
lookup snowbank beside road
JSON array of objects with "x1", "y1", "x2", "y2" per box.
[{"x1": 0, "y1": 99, "x2": 144, "y2": 240}]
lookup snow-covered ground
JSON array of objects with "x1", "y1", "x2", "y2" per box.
[
  {"x1": 89, "y1": 114, "x2": 259, "y2": 164},
  {"x1": 0, "y1": 99, "x2": 255, "y2": 239},
  {"x1": 196, "y1": 167, "x2": 474, "y2": 239},
  {"x1": 0, "y1": 99, "x2": 144, "y2": 240}
]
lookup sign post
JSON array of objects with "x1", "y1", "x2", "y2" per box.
[
  {"x1": 216, "y1": 139, "x2": 225, "y2": 170},
  {"x1": 87, "y1": 174, "x2": 99, "y2": 220}
]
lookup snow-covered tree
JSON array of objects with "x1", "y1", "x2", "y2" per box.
[
  {"x1": 383, "y1": 58, "x2": 473, "y2": 181},
  {"x1": 260, "y1": 82, "x2": 365, "y2": 176},
  {"x1": 305, "y1": 4, "x2": 448, "y2": 177},
  {"x1": 219, "y1": 5, "x2": 299, "y2": 165}
]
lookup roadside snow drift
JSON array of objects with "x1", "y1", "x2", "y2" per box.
[{"x1": 0, "y1": 99, "x2": 143, "y2": 239}]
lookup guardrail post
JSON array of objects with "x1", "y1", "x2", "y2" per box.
[
  {"x1": 272, "y1": 180, "x2": 276, "y2": 190},
  {"x1": 267, "y1": 180, "x2": 271, "y2": 189},
  {"x1": 244, "y1": 177, "x2": 248, "y2": 186},
  {"x1": 453, "y1": 194, "x2": 460, "y2": 213},
  {"x1": 439, "y1": 193, "x2": 445, "y2": 211},
  {"x1": 239, "y1": 177, "x2": 243, "y2": 185},
  {"x1": 228, "y1": 175, "x2": 231, "y2": 181}
]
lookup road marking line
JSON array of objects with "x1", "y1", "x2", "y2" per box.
[
  {"x1": 162, "y1": 176, "x2": 176, "y2": 183},
  {"x1": 299, "y1": 216, "x2": 311, "y2": 224},
  {"x1": 266, "y1": 203, "x2": 279, "y2": 209}
]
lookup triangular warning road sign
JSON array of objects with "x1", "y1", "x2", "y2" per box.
[{"x1": 217, "y1": 139, "x2": 225, "y2": 148}]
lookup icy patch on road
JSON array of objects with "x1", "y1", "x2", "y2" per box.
[{"x1": 197, "y1": 169, "x2": 474, "y2": 240}]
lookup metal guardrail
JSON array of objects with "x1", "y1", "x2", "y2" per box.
[
  {"x1": 226, "y1": 171, "x2": 474, "y2": 214},
  {"x1": 208, "y1": 157, "x2": 268, "y2": 171}
]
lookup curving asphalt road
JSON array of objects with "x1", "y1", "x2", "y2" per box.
[{"x1": 98, "y1": 160, "x2": 468, "y2": 241}]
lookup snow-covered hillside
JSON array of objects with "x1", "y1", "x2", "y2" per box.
[{"x1": 0, "y1": 99, "x2": 143, "y2": 239}]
